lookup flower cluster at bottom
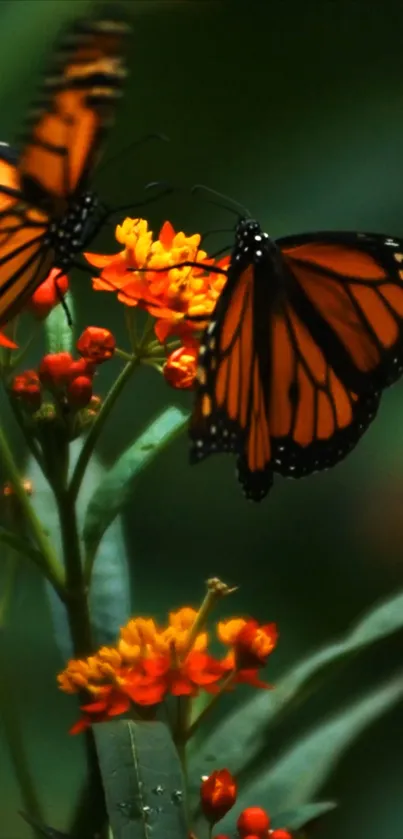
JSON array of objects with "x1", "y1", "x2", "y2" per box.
[
  {"x1": 58, "y1": 601, "x2": 278, "y2": 735},
  {"x1": 200, "y1": 769, "x2": 291, "y2": 839}
]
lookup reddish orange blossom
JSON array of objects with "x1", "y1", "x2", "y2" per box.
[{"x1": 200, "y1": 769, "x2": 237, "y2": 824}]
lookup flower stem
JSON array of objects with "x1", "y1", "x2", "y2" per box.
[
  {"x1": 55, "y1": 479, "x2": 108, "y2": 836},
  {"x1": 56, "y1": 486, "x2": 93, "y2": 656},
  {"x1": 174, "y1": 696, "x2": 192, "y2": 828},
  {"x1": 0, "y1": 422, "x2": 65, "y2": 592},
  {"x1": 181, "y1": 577, "x2": 238, "y2": 661},
  {"x1": 69, "y1": 356, "x2": 140, "y2": 502},
  {"x1": 185, "y1": 671, "x2": 237, "y2": 741}
]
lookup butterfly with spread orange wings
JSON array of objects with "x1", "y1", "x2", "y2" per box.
[
  {"x1": 0, "y1": 12, "x2": 130, "y2": 327},
  {"x1": 184, "y1": 218, "x2": 403, "y2": 501}
]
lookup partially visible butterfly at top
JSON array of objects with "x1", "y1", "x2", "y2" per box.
[
  {"x1": 0, "y1": 10, "x2": 130, "y2": 327},
  {"x1": 177, "y1": 189, "x2": 403, "y2": 501}
]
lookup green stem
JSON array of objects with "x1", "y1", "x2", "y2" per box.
[
  {"x1": 55, "y1": 483, "x2": 108, "y2": 836},
  {"x1": 56, "y1": 487, "x2": 93, "y2": 656},
  {"x1": 174, "y1": 696, "x2": 191, "y2": 828},
  {"x1": 69, "y1": 356, "x2": 140, "y2": 501},
  {"x1": 0, "y1": 423, "x2": 65, "y2": 591},
  {"x1": 0, "y1": 527, "x2": 64, "y2": 589},
  {"x1": 6, "y1": 393, "x2": 46, "y2": 472},
  {"x1": 185, "y1": 671, "x2": 237, "y2": 742}
]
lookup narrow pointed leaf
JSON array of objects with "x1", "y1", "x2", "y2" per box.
[
  {"x1": 28, "y1": 441, "x2": 131, "y2": 660},
  {"x1": 93, "y1": 720, "x2": 187, "y2": 839},
  {"x1": 82, "y1": 406, "x2": 189, "y2": 560},
  {"x1": 45, "y1": 290, "x2": 74, "y2": 353},
  {"x1": 270, "y1": 800, "x2": 337, "y2": 830},
  {"x1": 189, "y1": 589, "x2": 403, "y2": 782},
  {"x1": 216, "y1": 674, "x2": 403, "y2": 831},
  {"x1": 0, "y1": 526, "x2": 45, "y2": 567}
]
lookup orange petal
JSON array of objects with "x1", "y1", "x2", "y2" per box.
[
  {"x1": 159, "y1": 221, "x2": 176, "y2": 249},
  {"x1": 84, "y1": 252, "x2": 119, "y2": 269},
  {"x1": 0, "y1": 331, "x2": 17, "y2": 349}
]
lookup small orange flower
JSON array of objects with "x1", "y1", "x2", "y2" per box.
[
  {"x1": 2, "y1": 479, "x2": 33, "y2": 498},
  {"x1": 200, "y1": 769, "x2": 237, "y2": 824},
  {"x1": 237, "y1": 807, "x2": 271, "y2": 837},
  {"x1": 77, "y1": 326, "x2": 116, "y2": 364},
  {"x1": 27, "y1": 268, "x2": 69, "y2": 319},
  {"x1": 11, "y1": 370, "x2": 42, "y2": 411},
  {"x1": 163, "y1": 345, "x2": 198, "y2": 389},
  {"x1": 85, "y1": 217, "x2": 230, "y2": 343},
  {"x1": 218, "y1": 619, "x2": 278, "y2": 668}
]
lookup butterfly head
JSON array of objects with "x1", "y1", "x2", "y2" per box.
[{"x1": 234, "y1": 218, "x2": 274, "y2": 263}]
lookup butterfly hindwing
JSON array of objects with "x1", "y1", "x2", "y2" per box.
[{"x1": 268, "y1": 297, "x2": 381, "y2": 478}]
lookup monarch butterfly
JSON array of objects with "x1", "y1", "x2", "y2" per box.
[
  {"x1": 0, "y1": 12, "x2": 130, "y2": 327},
  {"x1": 183, "y1": 218, "x2": 403, "y2": 501}
]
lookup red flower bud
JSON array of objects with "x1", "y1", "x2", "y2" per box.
[
  {"x1": 77, "y1": 326, "x2": 115, "y2": 364},
  {"x1": 67, "y1": 375, "x2": 93, "y2": 409},
  {"x1": 237, "y1": 807, "x2": 271, "y2": 837},
  {"x1": 11, "y1": 370, "x2": 42, "y2": 411},
  {"x1": 163, "y1": 345, "x2": 198, "y2": 389},
  {"x1": 200, "y1": 769, "x2": 237, "y2": 824},
  {"x1": 239, "y1": 835, "x2": 264, "y2": 839},
  {"x1": 39, "y1": 352, "x2": 74, "y2": 389},
  {"x1": 68, "y1": 358, "x2": 95, "y2": 380},
  {"x1": 270, "y1": 831, "x2": 292, "y2": 839},
  {"x1": 28, "y1": 268, "x2": 69, "y2": 319}
]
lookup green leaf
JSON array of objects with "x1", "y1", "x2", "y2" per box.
[
  {"x1": 28, "y1": 441, "x2": 131, "y2": 660},
  {"x1": 45, "y1": 290, "x2": 75, "y2": 354},
  {"x1": 82, "y1": 406, "x2": 189, "y2": 561},
  {"x1": 189, "y1": 588, "x2": 403, "y2": 782},
  {"x1": 0, "y1": 526, "x2": 44, "y2": 567},
  {"x1": 216, "y1": 674, "x2": 403, "y2": 831},
  {"x1": 270, "y1": 800, "x2": 337, "y2": 831},
  {"x1": 93, "y1": 720, "x2": 188, "y2": 839}
]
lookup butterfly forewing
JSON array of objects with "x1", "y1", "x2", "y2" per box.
[
  {"x1": 279, "y1": 231, "x2": 403, "y2": 393},
  {"x1": 20, "y1": 16, "x2": 129, "y2": 207},
  {"x1": 190, "y1": 253, "x2": 274, "y2": 500},
  {"x1": 0, "y1": 13, "x2": 129, "y2": 327}
]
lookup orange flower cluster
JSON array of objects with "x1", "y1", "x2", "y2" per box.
[
  {"x1": 200, "y1": 770, "x2": 291, "y2": 838},
  {"x1": 58, "y1": 608, "x2": 277, "y2": 734},
  {"x1": 85, "y1": 218, "x2": 230, "y2": 389},
  {"x1": 11, "y1": 327, "x2": 115, "y2": 413}
]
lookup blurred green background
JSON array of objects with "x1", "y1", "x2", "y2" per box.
[{"x1": 1, "y1": 0, "x2": 403, "y2": 836}]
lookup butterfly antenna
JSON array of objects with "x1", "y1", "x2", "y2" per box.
[
  {"x1": 98, "y1": 133, "x2": 170, "y2": 177},
  {"x1": 191, "y1": 184, "x2": 251, "y2": 220},
  {"x1": 105, "y1": 181, "x2": 175, "y2": 217}
]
